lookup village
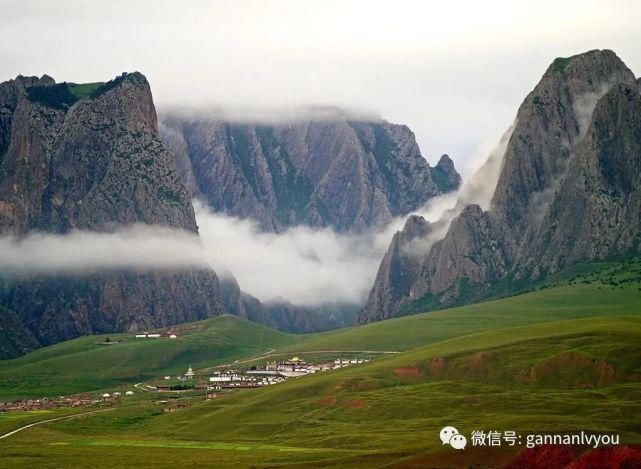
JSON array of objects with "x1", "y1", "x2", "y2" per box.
[
  {"x1": 0, "y1": 352, "x2": 371, "y2": 414},
  {"x1": 0, "y1": 330, "x2": 372, "y2": 413},
  {"x1": 0, "y1": 391, "x2": 135, "y2": 412},
  {"x1": 150, "y1": 355, "x2": 371, "y2": 391},
  {"x1": 207, "y1": 356, "x2": 370, "y2": 389}
]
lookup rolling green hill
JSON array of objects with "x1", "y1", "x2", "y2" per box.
[
  {"x1": 1, "y1": 316, "x2": 640, "y2": 467},
  {"x1": 0, "y1": 260, "x2": 640, "y2": 467},
  {"x1": 1, "y1": 259, "x2": 640, "y2": 400},
  {"x1": 146, "y1": 317, "x2": 641, "y2": 460},
  {"x1": 0, "y1": 315, "x2": 298, "y2": 399}
]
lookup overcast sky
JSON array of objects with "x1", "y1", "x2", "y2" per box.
[{"x1": 1, "y1": 0, "x2": 640, "y2": 174}]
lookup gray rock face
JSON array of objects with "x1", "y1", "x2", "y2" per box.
[
  {"x1": 0, "y1": 73, "x2": 225, "y2": 353},
  {"x1": 360, "y1": 49, "x2": 641, "y2": 323},
  {"x1": 491, "y1": 49, "x2": 636, "y2": 236},
  {"x1": 160, "y1": 115, "x2": 460, "y2": 232},
  {"x1": 432, "y1": 154, "x2": 462, "y2": 192},
  {"x1": 0, "y1": 305, "x2": 39, "y2": 359},
  {"x1": 519, "y1": 82, "x2": 641, "y2": 275},
  {"x1": 0, "y1": 73, "x2": 196, "y2": 234},
  {"x1": 358, "y1": 215, "x2": 432, "y2": 322}
]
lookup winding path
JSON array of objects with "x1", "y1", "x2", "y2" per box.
[
  {"x1": 213, "y1": 349, "x2": 399, "y2": 369},
  {"x1": 0, "y1": 349, "x2": 400, "y2": 442},
  {"x1": 0, "y1": 407, "x2": 117, "y2": 442}
]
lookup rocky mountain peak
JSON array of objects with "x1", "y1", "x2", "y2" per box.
[
  {"x1": 0, "y1": 71, "x2": 191, "y2": 235},
  {"x1": 402, "y1": 214, "x2": 431, "y2": 238},
  {"x1": 12, "y1": 74, "x2": 56, "y2": 89},
  {"x1": 93, "y1": 72, "x2": 158, "y2": 132},
  {"x1": 356, "y1": 214, "x2": 432, "y2": 323},
  {"x1": 432, "y1": 154, "x2": 462, "y2": 192},
  {"x1": 490, "y1": 49, "x2": 636, "y2": 234},
  {"x1": 546, "y1": 49, "x2": 634, "y2": 86},
  {"x1": 0, "y1": 71, "x2": 228, "y2": 352},
  {"x1": 360, "y1": 49, "x2": 641, "y2": 324},
  {"x1": 161, "y1": 115, "x2": 460, "y2": 233}
]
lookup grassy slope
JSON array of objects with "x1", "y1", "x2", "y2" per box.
[
  {"x1": 0, "y1": 315, "x2": 298, "y2": 399},
  {"x1": 1, "y1": 273, "x2": 639, "y2": 400},
  {"x1": 149, "y1": 317, "x2": 641, "y2": 459},
  {"x1": 2, "y1": 316, "x2": 640, "y2": 468},
  {"x1": 282, "y1": 279, "x2": 641, "y2": 353},
  {"x1": 1, "y1": 260, "x2": 640, "y2": 400},
  {"x1": 0, "y1": 261, "x2": 640, "y2": 466}
]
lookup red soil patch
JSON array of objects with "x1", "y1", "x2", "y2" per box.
[
  {"x1": 505, "y1": 445, "x2": 580, "y2": 468},
  {"x1": 315, "y1": 396, "x2": 337, "y2": 406},
  {"x1": 506, "y1": 445, "x2": 641, "y2": 468},
  {"x1": 393, "y1": 366, "x2": 423, "y2": 379},
  {"x1": 344, "y1": 399, "x2": 365, "y2": 409},
  {"x1": 527, "y1": 351, "x2": 617, "y2": 387},
  {"x1": 426, "y1": 357, "x2": 446, "y2": 374},
  {"x1": 567, "y1": 445, "x2": 641, "y2": 468}
]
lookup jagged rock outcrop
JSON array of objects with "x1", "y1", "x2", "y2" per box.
[
  {"x1": 0, "y1": 305, "x2": 39, "y2": 358},
  {"x1": 520, "y1": 81, "x2": 641, "y2": 274},
  {"x1": 492, "y1": 50, "x2": 635, "y2": 236},
  {"x1": 0, "y1": 73, "x2": 225, "y2": 354},
  {"x1": 360, "y1": 49, "x2": 641, "y2": 323},
  {"x1": 160, "y1": 113, "x2": 461, "y2": 232},
  {"x1": 432, "y1": 154, "x2": 462, "y2": 192},
  {"x1": 358, "y1": 215, "x2": 432, "y2": 322}
]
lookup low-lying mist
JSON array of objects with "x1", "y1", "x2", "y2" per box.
[
  {"x1": 0, "y1": 115, "x2": 520, "y2": 306},
  {"x1": 0, "y1": 197, "x2": 458, "y2": 306}
]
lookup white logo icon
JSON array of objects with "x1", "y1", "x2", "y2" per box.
[{"x1": 440, "y1": 426, "x2": 467, "y2": 450}]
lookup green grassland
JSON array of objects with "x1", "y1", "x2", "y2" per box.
[
  {"x1": 1, "y1": 260, "x2": 639, "y2": 401},
  {"x1": 66, "y1": 82, "x2": 105, "y2": 99},
  {"x1": 0, "y1": 259, "x2": 640, "y2": 467},
  {"x1": 1, "y1": 316, "x2": 640, "y2": 467},
  {"x1": 0, "y1": 315, "x2": 297, "y2": 399}
]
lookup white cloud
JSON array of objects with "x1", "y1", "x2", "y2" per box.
[
  {"x1": 0, "y1": 226, "x2": 207, "y2": 274},
  {"x1": 1, "y1": 0, "x2": 639, "y2": 170},
  {"x1": 0, "y1": 196, "x2": 459, "y2": 306}
]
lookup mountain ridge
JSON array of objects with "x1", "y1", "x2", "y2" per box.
[
  {"x1": 359, "y1": 49, "x2": 641, "y2": 323},
  {"x1": 160, "y1": 114, "x2": 461, "y2": 232},
  {"x1": 0, "y1": 72, "x2": 226, "y2": 355}
]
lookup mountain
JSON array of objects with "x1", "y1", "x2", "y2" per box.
[
  {"x1": 160, "y1": 112, "x2": 460, "y2": 232},
  {"x1": 0, "y1": 73, "x2": 226, "y2": 356},
  {"x1": 359, "y1": 49, "x2": 641, "y2": 323},
  {"x1": 219, "y1": 273, "x2": 356, "y2": 333}
]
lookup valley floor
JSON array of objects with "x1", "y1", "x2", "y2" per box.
[{"x1": 1, "y1": 260, "x2": 640, "y2": 467}]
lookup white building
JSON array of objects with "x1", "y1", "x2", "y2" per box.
[
  {"x1": 135, "y1": 332, "x2": 161, "y2": 338},
  {"x1": 210, "y1": 376, "x2": 232, "y2": 383}
]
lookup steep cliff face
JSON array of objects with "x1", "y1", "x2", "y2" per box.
[
  {"x1": 160, "y1": 114, "x2": 460, "y2": 232},
  {"x1": 0, "y1": 73, "x2": 225, "y2": 354},
  {"x1": 358, "y1": 215, "x2": 432, "y2": 322},
  {"x1": 0, "y1": 73, "x2": 195, "y2": 234},
  {"x1": 431, "y1": 154, "x2": 462, "y2": 193},
  {"x1": 360, "y1": 49, "x2": 641, "y2": 323},
  {"x1": 520, "y1": 82, "x2": 641, "y2": 275},
  {"x1": 491, "y1": 49, "x2": 636, "y2": 236}
]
